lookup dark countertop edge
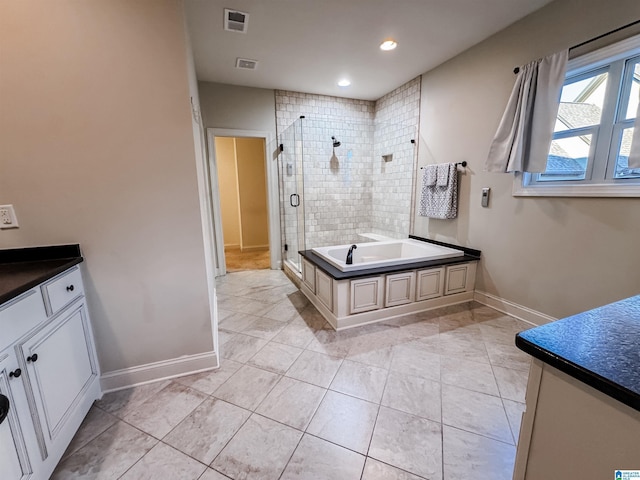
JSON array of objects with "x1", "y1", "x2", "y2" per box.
[
  {"x1": 0, "y1": 245, "x2": 84, "y2": 305},
  {"x1": 515, "y1": 334, "x2": 640, "y2": 412},
  {"x1": 0, "y1": 244, "x2": 81, "y2": 263},
  {"x1": 299, "y1": 250, "x2": 480, "y2": 280},
  {"x1": 408, "y1": 234, "x2": 482, "y2": 258}
]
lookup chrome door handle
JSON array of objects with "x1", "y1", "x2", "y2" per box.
[{"x1": 289, "y1": 193, "x2": 300, "y2": 207}]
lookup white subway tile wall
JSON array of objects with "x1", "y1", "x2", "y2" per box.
[{"x1": 276, "y1": 78, "x2": 420, "y2": 262}]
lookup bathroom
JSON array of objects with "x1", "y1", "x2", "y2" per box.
[{"x1": 2, "y1": 0, "x2": 639, "y2": 479}]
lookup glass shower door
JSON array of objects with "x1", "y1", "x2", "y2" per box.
[{"x1": 279, "y1": 119, "x2": 305, "y2": 272}]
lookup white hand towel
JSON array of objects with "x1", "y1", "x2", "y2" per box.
[
  {"x1": 422, "y1": 165, "x2": 438, "y2": 186},
  {"x1": 436, "y1": 163, "x2": 450, "y2": 187}
]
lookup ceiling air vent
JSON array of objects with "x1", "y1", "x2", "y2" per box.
[
  {"x1": 224, "y1": 9, "x2": 249, "y2": 33},
  {"x1": 236, "y1": 58, "x2": 258, "y2": 70}
]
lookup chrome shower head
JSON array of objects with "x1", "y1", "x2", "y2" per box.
[{"x1": 331, "y1": 136, "x2": 341, "y2": 148}]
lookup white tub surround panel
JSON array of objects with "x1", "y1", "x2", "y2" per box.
[{"x1": 295, "y1": 238, "x2": 479, "y2": 330}]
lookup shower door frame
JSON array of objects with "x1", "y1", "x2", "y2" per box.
[{"x1": 206, "y1": 128, "x2": 281, "y2": 275}]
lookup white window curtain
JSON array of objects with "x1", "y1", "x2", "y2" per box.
[
  {"x1": 629, "y1": 99, "x2": 640, "y2": 169},
  {"x1": 485, "y1": 50, "x2": 569, "y2": 173}
]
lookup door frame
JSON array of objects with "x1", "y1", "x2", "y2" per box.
[{"x1": 206, "y1": 128, "x2": 280, "y2": 274}]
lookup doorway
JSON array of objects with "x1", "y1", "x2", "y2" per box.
[{"x1": 208, "y1": 130, "x2": 278, "y2": 274}]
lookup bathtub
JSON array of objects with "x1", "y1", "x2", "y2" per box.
[{"x1": 311, "y1": 238, "x2": 464, "y2": 272}]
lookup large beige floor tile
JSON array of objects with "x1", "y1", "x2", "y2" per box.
[
  {"x1": 120, "y1": 442, "x2": 206, "y2": 480},
  {"x1": 381, "y1": 371, "x2": 441, "y2": 422},
  {"x1": 440, "y1": 356, "x2": 499, "y2": 396},
  {"x1": 493, "y1": 365, "x2": 528, "y2": 402},
  {"x1": 441, "y1": 384, "x2": 513, "y2": 444},
  {"x1": 212, "y1": 414, "x2": 302, "y2": 480},
  {"x1": 51, "y1": 422, "x2": 157, "y2": 479},
  {"x1": 163, "y1": 397, "x2": 251, "y2": 464},
  {"x1": 95, "y1": 380, "x2": 170, "y2": 419},
  {"x1": 307, "y1": 390, "x2": 379, "y2": 454},
  {"x1": 123, "y1": 382, "x2": 207, "y2": 438},
  {"x1": 247, "y1": 341, "x2": 303, "y2": 374},
  {"x1": 220, "y1": 333, "x2": 268, "y2": 363},
  {"x1": 212, "y1": 364, "x2": 280, "y2": 410},
  {"x1": 286, "y1": 349, "x2": 343, "y2": 388},
  {"x1": 362, "y1": 458, "x2": 427, "y2": 480},
  {"x1": 280, "y1": 434, "x2": 366, "y2": 480},
  {"x1": 174, "y1": 360, "x2": 242, "y2": 395},
  {"x1": 256, "y1": 376, "x2": 326, "y2": 430},
  {"x1": 443, "y1": 425, "x2": 515, "y2": 480},
  {"x1": 61, "y1": 406, "x2": 118, "y2": 460},
  {"x1": 369, "y1": 407, "x2": 442, "y2": 479},
  {"x1": 390, "y1": 344, "x2": 441, "y2": 382},
  {"x1": 330, "y1": 360, "x2": 388, "y2": 403}
]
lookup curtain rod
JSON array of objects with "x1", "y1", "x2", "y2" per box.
[{"x1": 513, "y1": 18, "x2": 640, "y2": 74}]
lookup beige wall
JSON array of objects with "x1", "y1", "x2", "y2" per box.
[
  {"x1": 236, "y1": 138, "x2": 269, "y2": 249},
  {"x1": 198, "y1": 81, "x2": 276, "y2": 136},
  {"x1": 415, "y1": 0, "x2": 640, "y2": 319},
  {"x1": 215, "y1": 138, "x2": 242, "y2": 248},
  {"x1": 0, "y1": 1, "x2": 213, "y2": 372}
]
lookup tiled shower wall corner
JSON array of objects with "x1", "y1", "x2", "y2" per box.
[
  {"x1": 372, "y1": 77, "x2": 421, "y2": 238},
  {"x1": 275, "y1": 78, "x2": 420, "y2": 256}
]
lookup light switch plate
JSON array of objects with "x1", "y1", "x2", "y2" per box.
[
  {"x1": 481, "y1": 188, "x2": 490, "y2": 207},
  {"x1": 0, "y1": 204, "x2": 19, "y2": 229}
]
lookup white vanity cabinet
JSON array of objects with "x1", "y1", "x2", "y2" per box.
[
  {"x1": 0, "y1": 348, "x2": 38, "y2": 480},
  {"x1": 0, "y1": 265, "x2": 101, "y2": 480}
]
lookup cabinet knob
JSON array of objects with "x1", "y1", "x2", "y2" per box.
[
  {"x1": 27, "y1": 354, "x2": 39, "y2": 363},
  {"x1": 9, "y1": 368, "x2": 21, "y2": 379},
  {"x1": 66, "y1": 285, "x2": 75, "y2": 292}
]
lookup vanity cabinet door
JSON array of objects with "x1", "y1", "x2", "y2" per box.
[
  {"x1": 315, "y1": 269, "x2": 333, "y2": 311},
  {"x1": 350, "y1": 277, "x2": 383, "y2": 314},
  {"x1": 385, "y1": 272, "x2": 416, "y2": 307},
  {"x1": 302, "y1": 259, "x2": 316, "y2": 293},
  {"x1": 416, "y1": 268, "x2": 445, "y2": 301},
  {"x1": 0, "y1": 351, "x2": 35, "y2": 480},
  {"x1": 19, "y1": 301, "x2": 98, "y2": 451},
  {"x1": 444, "y1": 264, "x2": 470, "y2": 295}
]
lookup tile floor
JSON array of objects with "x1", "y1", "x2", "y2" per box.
[{"x1": 53, "y1": 269, "x2": 532, "y2": 480}]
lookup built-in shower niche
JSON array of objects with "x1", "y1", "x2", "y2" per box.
[{"x1": 278, "y1": 116, "x2": 418, "y2": 273}]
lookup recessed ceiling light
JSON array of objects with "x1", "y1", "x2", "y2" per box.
[
  {"x1": 337, "y1": 79, "x2": 351, "y2": 87},
  {"x1": 380, "y1": 39, "x2": 398, "y2": 51}
]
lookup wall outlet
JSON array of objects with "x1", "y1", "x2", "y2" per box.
[{"x1": 0, "y1": 205, "x2": 19, "y2": 229}]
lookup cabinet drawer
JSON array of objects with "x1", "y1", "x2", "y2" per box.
[
  {"x1": 42, "y1": 267, "x2": 84, "y2": 315},
  {"x1": 0, "y1": 289, "x2": 47, "y2": 352}
]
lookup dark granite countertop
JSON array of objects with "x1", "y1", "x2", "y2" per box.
[
  {"x1": 0, "y1": 245, "x2": 83, "y2": 305},
  {"x1": 299, "y1": 236, "x2": 481, "y2": 280},
  {"x1": 516, "y1": 295, "x2": 640, "y2": 412}
]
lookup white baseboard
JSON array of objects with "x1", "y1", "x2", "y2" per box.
[
  {"x1": 100, "y1": 350, "x2": 219, "y2": 393},
  {"x1": 473, "y1": 290, "x2": 556, "y2": 326}
]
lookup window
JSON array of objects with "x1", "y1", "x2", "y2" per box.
[{"x1": 515, "y1": 34, "x2": 640, "y2": 197}]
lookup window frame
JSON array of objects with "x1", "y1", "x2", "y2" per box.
[{"x1": 513, "y1": 34, "x2": 640, "y2": 197}]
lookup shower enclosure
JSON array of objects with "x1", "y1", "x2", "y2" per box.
[{"x1": 278, "y1": 116, "x2": 418, "y2": 273}]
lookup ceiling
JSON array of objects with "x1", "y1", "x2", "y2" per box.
[{"x1": 185, "y1": 0, "x2": 554, "y2": 101}]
